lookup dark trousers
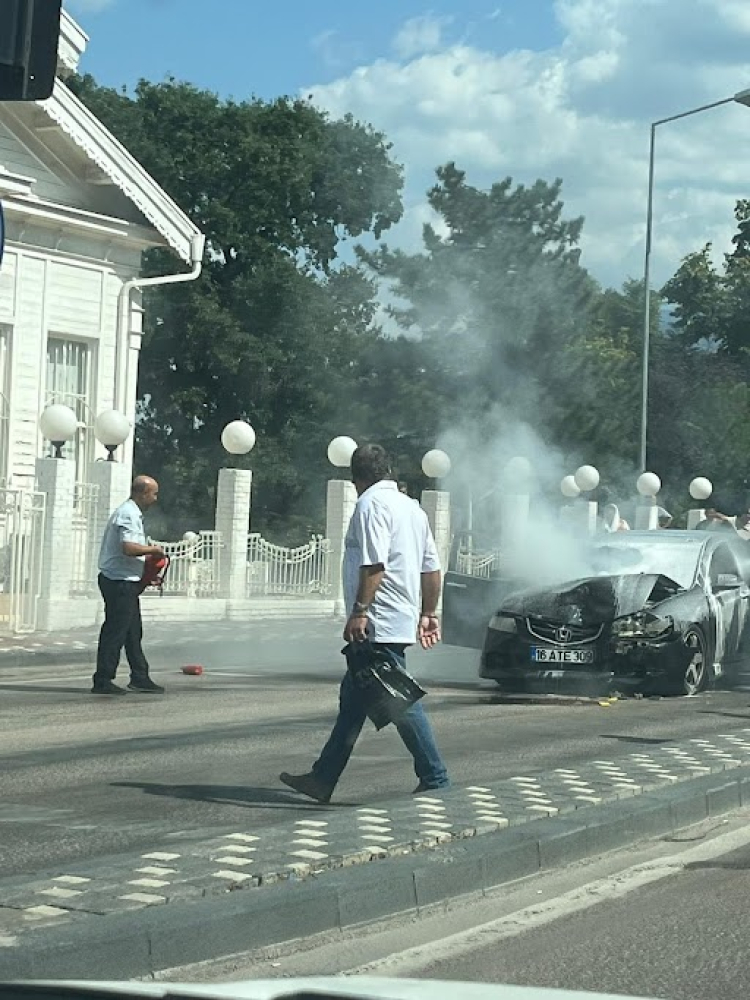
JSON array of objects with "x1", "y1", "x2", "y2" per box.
[
  {"x1": 311, "y1": 643, "x2": 449, "y2": 791},
  {"x1": 93, "y1": 574, "x2": 150, "y2": 685}
]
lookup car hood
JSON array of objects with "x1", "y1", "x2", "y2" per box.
[{"x1": 499, "y1": 574, "x2": 682, "y2": 624}]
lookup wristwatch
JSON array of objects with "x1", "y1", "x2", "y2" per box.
[{"x1": 353, "y1": 601, "x2": 370, "y2": 615}]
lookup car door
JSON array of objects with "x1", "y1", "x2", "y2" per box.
[
  {"x1": 441, "y1": 531, "x2": 516, "y2": 649},
  {"x1": 705, "y1": 542, "x2": 750, "y2": 673}
]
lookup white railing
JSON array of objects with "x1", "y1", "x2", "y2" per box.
[
  {"x1": 455, "y1": 545, "x2": 503, "y2": 579},
  {"x1": 0, "y1": 486, "x2": 46, "y2": 633},
  {"x1": 70, "y1": 482, "x2": 100, "y2": 596},
  {"x1": 246, "y1": 533, "x2": 331, "y2": 597},
  {"x1": 145, "y1": 530, "x2": 222, "y2": 598}
]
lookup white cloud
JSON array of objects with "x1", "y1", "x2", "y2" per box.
[
  {"x1": 392, "y1": 14, "x2": 452, "y2": 60},
  {"x1": 305, "y1": 0, "x2": 750, "y2": 290},
  {"x1": 310, "y1": 28, "x2": 364, "y2": 70}
]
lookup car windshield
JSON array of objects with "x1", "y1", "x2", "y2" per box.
[{"x1": 585, "y1": 539, "x2": 702, "y2": 590}]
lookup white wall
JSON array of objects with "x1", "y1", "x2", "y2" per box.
[{"x1": 0, "y1": 242, "x2": 140, "y2": 486}]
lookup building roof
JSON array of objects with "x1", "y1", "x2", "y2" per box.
[
  {"x1": 23, "y1": 8, "x2": 203, "y2": 264},
  {"x1": 40, "y1": 79, "x2": 202, "y2": 263}
]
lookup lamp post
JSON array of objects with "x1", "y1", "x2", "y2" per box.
[
  {"x1": 40, "y1": 403, "x2": 78, "y2": 459},
  {"x1": 688, "y1": 476, "x2": 713, "y2": 529},
  {"x1": 221, "y1": 419, "x2": 256, "y2": 458},
  {"x1": 94, "y1": 409, "x2": 131, "y2": 462},
  {"x1": 635, "y1": 471, "x2": 661, "y2": 529},
  {"x1": 217, "y1": 420, "x2": 256, "y2": 602},
  {"x1": 421, "y1": 449, "x2": 451, "y2": 480},
  {"x1": 572, "y1": 464, "x2": 600, "y2": 534},
  {"x1": 639, "y1": 88, "x2": 750, "y2": 471},
  {"x1": 326, "y1": 436, "x2": 359, "y2": 615},
  {"x1": 327, "y1": 436, "x2": 358, "y2": 470}
]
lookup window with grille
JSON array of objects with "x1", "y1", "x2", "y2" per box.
[
  {"x1": 0, "y1": 326, "x2": 10, "y2": 485},
  {"x1": 45, "y1": 337, "x2": 95, "y2": 479}
]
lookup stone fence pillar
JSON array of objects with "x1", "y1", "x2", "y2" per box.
[
  {"x1": 87, "y1": 459, "x2": 132, "y2": 544},
  {"x1": 561, "y1": 500, "x2": 598, "y2": 534},
  {"x1": 326, "y1": 479, "x2": 357, "y2": 616},
  {"x1": 634, "y1": 502, "x2": 658, "y2": 529},
  {"x1": 687, "y1": 509, "x2": 706, "y2": 529},
  {"x1": 420, "y1": 489, "x2": 451, "y2": 573},
  {"x1": 35, "y1": 456, "x2": 76, "y2": 629},
  {"x1": 215, "y1": 467, "x2": 252, "y2": 601},
  {"x1": 421, "y1": 489, "x2": 451, "y2": 614}
]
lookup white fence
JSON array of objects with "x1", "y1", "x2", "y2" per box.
[
  {"x1": 70, "y1": 482, "x2": 100, "y2": 596},
  {"x1": 146, "y1": 531, "x2": 222, "y2": 598},
  {"x1": 455, "y1": 542, "x2": 503, "y2": 579},
  {"x1": 0, "y1": 486, "x2": 46, "y2": 633},
  {"x1": 246, "y1": 533, "x2": 331, "y2": 597}
]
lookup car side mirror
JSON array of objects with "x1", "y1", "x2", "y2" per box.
[{"x1": 716, "y1": 573, "x2": 743, "y2": 590}]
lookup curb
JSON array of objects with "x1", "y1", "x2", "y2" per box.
[{"x1": 2, "y1": 766, "x2": 749, "y2": 981}]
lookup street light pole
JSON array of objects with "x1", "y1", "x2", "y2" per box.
[{"x1": 639, "y1": 89, "x2": 750, "y2": 472}]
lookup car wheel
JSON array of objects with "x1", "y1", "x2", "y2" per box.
[{"x1": 682, "y1": 626, "x2": 710, "y2": 696}]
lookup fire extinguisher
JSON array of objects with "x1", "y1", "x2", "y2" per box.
[{"x1": 138, "y1": 553, "x2": 170, "y2": 596}]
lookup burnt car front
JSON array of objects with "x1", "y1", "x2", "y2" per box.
[{"x1": 478, "y1": 537, "x2": 707, "y2": 695}]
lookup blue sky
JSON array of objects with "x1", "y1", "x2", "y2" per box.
[
  {"x1": 64, "y1": 1, "x2": 750, "y2": 290},
  {"x1": 66, "y1": 1, "x2": 561, "y2": 100}
]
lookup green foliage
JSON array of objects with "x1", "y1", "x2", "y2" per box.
[
  {"x1": 67, "y1": 69, "x2": 750, "y2": 531},
  {"x1": 68, "y1": 75, "x2": 404, "y2": 539}
]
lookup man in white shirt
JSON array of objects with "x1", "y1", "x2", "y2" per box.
[
  {"x1": 91, "y1": 476, "x2": 166, "y2": 696},
  {"x1": 281, "y1": 444, "x2": 449, "y2": 802}
]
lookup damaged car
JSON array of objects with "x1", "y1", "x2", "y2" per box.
[{"x1": 442, "y1": 531, "x2": 750, "y2": 696}]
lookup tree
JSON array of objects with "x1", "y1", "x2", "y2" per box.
[
  {"x1": 68, "y1": 75, "x2": 404, "y2": 539},
  {"x1": 357, "y1": 164, "x2": 601, "y2": 466}
]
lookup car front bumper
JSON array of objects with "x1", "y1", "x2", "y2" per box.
[{"x1": 479, "y1": 627, "x2": 694, "y2": 693}]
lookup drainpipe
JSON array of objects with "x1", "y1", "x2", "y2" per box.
[{"x1": 115, "y1": 233, "x2": 206, "y2": 415}]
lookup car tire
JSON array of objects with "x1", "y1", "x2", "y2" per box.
[
  {"x1": 650, "y1": 625, "x2": 712, "y2": 698},
  {"x1": 681, "y1": 625, "x2": 711, "y2": 696}
]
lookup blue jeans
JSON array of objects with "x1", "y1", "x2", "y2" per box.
[{"x1": 311, "y1": 643, "x2": 449, "y2": 791}]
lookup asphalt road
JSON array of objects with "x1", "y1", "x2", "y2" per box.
[
  {"x1": 226, "y1": 811, "x2": 750, "y2": 1000},
  {"x1": 3, "y1": 619, "x2": 750, "y2": 881},
  {"x1": 407, "y1": 838, "x2": 750, "y2": 1000}
]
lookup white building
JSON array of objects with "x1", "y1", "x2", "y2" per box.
[{"x1": 0, "y1": 10, "x2": 203, "y2": 487}]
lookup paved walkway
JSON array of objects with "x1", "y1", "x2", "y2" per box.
[
  {"x1": 2, "y1": 727, "x2": 749, "y2": 939},
  {"x1": 0, "y1": 618, "x2": 334, "y2": 667}
]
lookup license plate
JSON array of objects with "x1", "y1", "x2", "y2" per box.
[{"x1": 532, "y1": 647, "x2": 595, "y2": 664}]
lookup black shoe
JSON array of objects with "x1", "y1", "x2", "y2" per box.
[
  {"x1": 413, "y1": 781, "x2": 450, "y2": 794},
  {"x1": 91, "y1": 681, "x2": 127, "y2": 696},
  {"x1": 127, "y1": 679, "x2": 165, "y2": 694},
  {"x1": 280, "y1": 771, "x2": 333, "y2": 804}
]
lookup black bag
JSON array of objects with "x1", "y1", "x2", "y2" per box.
[{"x1": 344, "y1": 641, "x2": 427, "y2": 731}]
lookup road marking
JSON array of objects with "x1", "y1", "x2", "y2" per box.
[{"x1": 342, "y1": 819, "x2": 750, "y2": 978}]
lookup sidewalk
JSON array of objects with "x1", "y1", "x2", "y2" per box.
[
  {"x1": 0, "y1": 624, "x2": 206, "y2": 668},
  {"x1": 2, "y1": 726, "x2": 750, "y2": 979},
  {"x1": 0, "y1": 615, "x2": 339, "y2": 668}
]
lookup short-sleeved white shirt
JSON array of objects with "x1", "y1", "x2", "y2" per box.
[
  {"x1": 343, "y1": 479, "x2": 441, "y2": 643},
  {"x1": 98, "y1": 498, "x2": 146, "y2": 582}
]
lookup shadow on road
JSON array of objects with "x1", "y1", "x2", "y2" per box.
[
  {"x1": 696, "y1": 710, "x2": 750, "y2": 721},
  {"x1": 110, "y1": 780, "x2": 349, "y2": 810},
  {"x1": 599, "y1": 734, "x2": 671, "y2": 745},
  {"x1": 0, "y1": 683, "x2": 91, "y2": 695}
]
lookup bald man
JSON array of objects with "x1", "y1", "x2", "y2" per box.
[{"x1": 91, "y1": 476, "x2": 166, "y2": 696}]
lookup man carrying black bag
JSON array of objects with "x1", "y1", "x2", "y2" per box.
[{"x1": 280, "y1": 444, "x2": 449, "y2": 803}]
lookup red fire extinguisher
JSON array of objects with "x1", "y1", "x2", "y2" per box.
[{"x1": 138, "y1": 552, "x2": 170, "y2": 595}]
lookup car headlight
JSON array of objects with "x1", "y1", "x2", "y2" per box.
[
  {"x1": 612, "y1": 612, "x2": 673, "y2": 639},
  {"x1": 489, "y1": 614, "x2": 517, "y2": 634}
]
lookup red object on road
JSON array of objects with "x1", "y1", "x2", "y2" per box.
[{"x1": 181, "y1": 665, "x2": 204, "y2": 675}]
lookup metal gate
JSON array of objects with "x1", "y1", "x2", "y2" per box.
[{"x1": 0, "y1": 486, "x2": 46, "y2": 634}]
